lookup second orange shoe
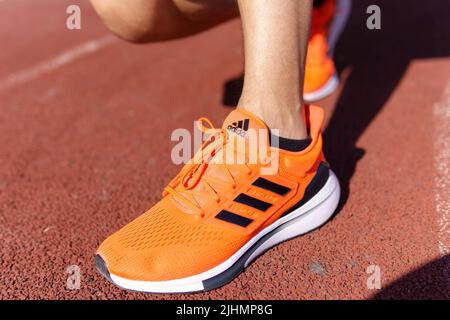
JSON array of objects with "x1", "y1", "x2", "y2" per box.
[
  {"x1": 304, "y1": 0, "x2": 351, "y2": 102},
  {"x1": 96, "y1": 105, "x2": 340, "y2": 293}
]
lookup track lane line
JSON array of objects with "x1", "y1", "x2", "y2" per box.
[
  {"x1": 0, "y1": 35, "x2": 115, "y2": 92},
  {"x1": 433, "y1": 82, "x2": 450, "y2": 260}
]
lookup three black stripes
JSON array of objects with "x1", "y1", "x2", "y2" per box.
[{"x1": 215, "y1": 178, "x2": 291, "y2": 227}]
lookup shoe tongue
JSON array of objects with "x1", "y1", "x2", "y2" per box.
[
  {"x1": 222, "y1": 108, "x2": 270, "y2": 142},
  {"x1": 171, "y1": 110, "x2": 271, "y2": 215}
]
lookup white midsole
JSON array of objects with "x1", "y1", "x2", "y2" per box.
[{"x1": 110, "y1": 171, "x2": 340, "y2": 293}]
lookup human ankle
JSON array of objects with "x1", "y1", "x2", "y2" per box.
[{"x1": 237, "y1": 99, "x2": 308, "y2": 140}]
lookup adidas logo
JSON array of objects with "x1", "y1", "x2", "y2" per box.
[{"x1": 227, "y1": 119, "x2": 250, "y2": 138}]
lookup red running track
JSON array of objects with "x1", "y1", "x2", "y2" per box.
[{"x1": 0, "y1": 0, "x2": 449, "y2": 299}]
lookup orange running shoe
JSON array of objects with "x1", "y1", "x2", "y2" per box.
[
  {"x1": 96, "y1": 105, "x2": 340, "y2": 293},
  {"x1": 304, "y1": 0, "x2": 351, "y2": 102}
]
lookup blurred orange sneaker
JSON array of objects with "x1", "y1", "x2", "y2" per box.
[
  {"x1": 96, "y1": 105, "x2": 340, "y2": 293},
  {"x1": 304, "y1": 0, "x2": 351, "y2": 102}
]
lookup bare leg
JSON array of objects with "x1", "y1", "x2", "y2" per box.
[
  {"x1": 237, "y1": 0, "x2": 312, "y2": 139},
  {"x1": 91, "y1": 0, "x2": 312, "y2": 140},
  {"x1": 90, "y1": 0, "x2": 238, "y2": 43}
]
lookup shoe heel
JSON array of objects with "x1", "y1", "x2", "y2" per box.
[{"x1": 303, "y1": 73, "x2": 339, "y2": 102}]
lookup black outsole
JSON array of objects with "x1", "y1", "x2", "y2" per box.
[{"x1": 95, "y1": 254, "x2": 113, "y2": 283}]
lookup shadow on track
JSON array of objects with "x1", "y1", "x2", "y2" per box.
[
  {"x1": 372, "y1": 255, "x2": 450, "y2": 299},
  {"x1": 222, "y1": 0, "x2": 450, "y2": 213}
]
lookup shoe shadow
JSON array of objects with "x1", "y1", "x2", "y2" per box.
[
  {"x1": 372, "y1": 255, "x2": 450, "y2": 299},
  {"x1": 222, "y1": 0, "x2": 450, "y2": 213}
]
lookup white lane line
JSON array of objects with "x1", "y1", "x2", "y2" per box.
[
  {"x1": 0, "y1": 35, "x2": 115, "y2": 92},
  {"x1": 433, "y1": 82, "x2": 450, "y2": 258}
]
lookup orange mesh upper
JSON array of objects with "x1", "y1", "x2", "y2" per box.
[
  {"x1": 98, "y1": 198, "x2": 245, "y2": 280},
  {"x1": 98, "y1": 105, "x2": 326, "y2": 281}
]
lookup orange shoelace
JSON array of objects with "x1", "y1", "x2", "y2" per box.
[{"x1": 163, "y1": 118, "x2": 253, "y2": 218}]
